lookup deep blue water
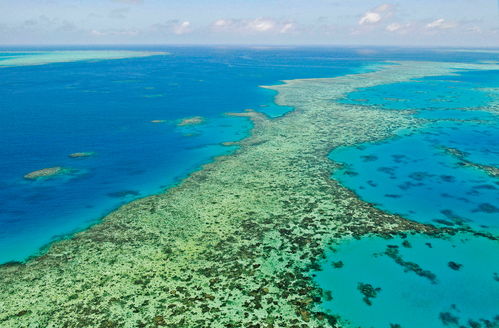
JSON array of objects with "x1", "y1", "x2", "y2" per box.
[{"x1": 0, "y1": 47, "x2": 378, "y2": 263}]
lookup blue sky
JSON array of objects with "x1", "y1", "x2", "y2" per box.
[{"x1": 1, "y1": 0, "x2": 498, "y2": 46}]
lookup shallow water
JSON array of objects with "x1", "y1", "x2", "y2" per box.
[
  {"x1": 318, "y1": 65, "x2": 499, "y2": 327},
  {"x1": 331, "y1": 69, "x2": 499, "y2": 233},
  {"x1": 0, "y1": 50, "x2": 158, "y2": 66},
  {"x1": 331, "y1": 120, "x2": 499, "y2": 233},
  {"x1": 340, "y1": 69, "x2": 499, "y2": 111},
  {"x1": 415, "y1": 109, "x2": 497, "y2": 120},
  {"x1": 313, "y1": 233, "x2": 499, "y2": 328}
]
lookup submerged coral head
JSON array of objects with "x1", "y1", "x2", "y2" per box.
[
  {"x1": 23, "y1": 167, "x2": 70, "y2": 180},
  {"x1": 68, "y1": 152, "x2": 95, "y2": 158},
  {"x1": 177, "y1": 116, "x2": 205, "y2": 126}
]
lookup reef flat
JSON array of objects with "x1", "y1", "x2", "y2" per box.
[
  {"x1": 0, "y1": 51, "x2": 166, "y2": 67},
  {"x1": 0, "y1": 61, "x2": 497, "y2": 327}
]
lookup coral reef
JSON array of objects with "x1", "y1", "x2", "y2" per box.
[
  {"x1": 357, "y1": 283, "x2": 381, "y2": 306},
  {"x1": 448, "y1": 261, "x2": 462, "y2": 271},
  {"x1": 69, "y1": 152, "x2": 95, "y2": 158},
  {"x1": 23, "y1": 167, "x2": 70, "y2": 180},
  {"x1": 177, "y1": 116, "x2": 205, "y2": 126},
  {"x1": 1, "y1": 61, "x2": 497, "y2": 327},
  {"x1": 384, "y1": 245, "x2": 438, "y2": 283},
  {"x1": 444, "y1": 147, "x2": 499, "y2": 178},
  {"x1": 107, "y1": 190, "x2": 141, "y2": 198}
]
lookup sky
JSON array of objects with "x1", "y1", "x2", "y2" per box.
[{"x1": 0, "y1": 0, "x2": 498, "y2": 46}]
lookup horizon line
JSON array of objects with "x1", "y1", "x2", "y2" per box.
[{"x1": 1, "y1": 44, "x2": 499, "y2": 49}]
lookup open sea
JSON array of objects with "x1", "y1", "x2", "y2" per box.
[
  {"x1": 0, "y1": 46, "x2": 372, "y2": 263},
  {"x1": 0, "y1": 47, "x2": 498, "y2": 327}
]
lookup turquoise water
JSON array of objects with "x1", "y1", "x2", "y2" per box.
[
  {"x1": 0, "y1": 47, "x2": 374, "y2": 264},
  {"x1": 331, "y1": 69, "x2": 499, "y2": 233},
  {"x1": 331, "y1": 120, "x2": 499, "y2": 233},
  {"x1": 317, "y1": 67, "x2": 499, "y2": 327},
  {"x1": 0, "y1": 52, "x2": 37, "y2": 60},
  {"x1": 415, "y1": 109, "x2": 496, "y2": 120},
  {"x1": 340, "y1": 70, "x2": 499, "y2": 111},
  {"x1": 0, "y1": 51, "x2": 160, "y2": 67},
  {"x1": 314, "y1": 233, "x2": 499, "y2": 328}
]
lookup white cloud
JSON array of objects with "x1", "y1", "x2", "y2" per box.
[
  {"x1": 359, "y1": 12, "x2": 382, "y2": 25},
  {"x1": 385, "y1": 22, "x2": 411, "y2": 33},
  {"x1": 211, "y1": 18, "x2": 295, "y2": 34},
  {"x1": 152, "y1": 20, "x2": 192, "y2": 35},
  {"x1": 173, "y1": 21, "x2": 191, "y2": 35},
  {"x1": 213, "y1": 19, "x2": 231, "y2": 28},
  {"x1": 426, "y1": 18, "x2": 457, "y2": 30},
  {"x1": 358, "y1": 3, "x2": 395, "y2": 25},
  {"x1": 247, "y1": 19, "x2": 275, "y2": 32},
  {"x1": 385, "y1": 23, "x2": 401, "y2": 32},
  {"x1": 280, "y1": 23, "x2": 295, "y2": 34}
]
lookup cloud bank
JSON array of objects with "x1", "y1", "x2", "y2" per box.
[{"x1": 0, "y1": 0, "x2": 496, "y2": 46}]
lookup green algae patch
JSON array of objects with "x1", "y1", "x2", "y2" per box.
[
  {"x1": 23, "y1": 166, "x2": 72, "y2": 180},
  {"x1": 1, "y1": 61, "x2": 497, "y2": 327}
]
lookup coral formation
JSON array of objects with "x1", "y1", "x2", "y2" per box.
[
  {"x1": 357, "y1": 283, "x2": 381, "y2": 306},
  {"x1": 384, "y1": 245, "x2": 438, "y2": 283},
  {"x1": 177, "y1": 116, "x2": 205, "y2": 126},
  {"x1": 1, "y1": 61, "x2": 497, "y2": 327},
  {"x1": 69, "y1": 152, "x2": 95, "y2": 158},
  {"x1": 23, "y1": 167, "x2": 70, "y2": 180},
  {"x1": 444, "y1": 147, "x2": 499, "y2": 178}
]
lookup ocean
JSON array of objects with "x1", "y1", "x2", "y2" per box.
[
  {"x1": 0, "y1": 47, "x2": 498, "y2": 327},
  {"x1": 0, "y1": 46, "x2": 369, "y2": 263}
]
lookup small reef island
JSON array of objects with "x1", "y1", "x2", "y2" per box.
[
  {"x1": 2, "y1": 58, "x2": 498, "y2": 328},
  {"x1": 177, "y1": 116, "x2": 205, "y2": 126},
  {"x1": 68, "y1": 152, "x2": 95, "y2": 158},
  {"x1": 23, "y1": 167, "x2": 71, "y2": 180}
]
